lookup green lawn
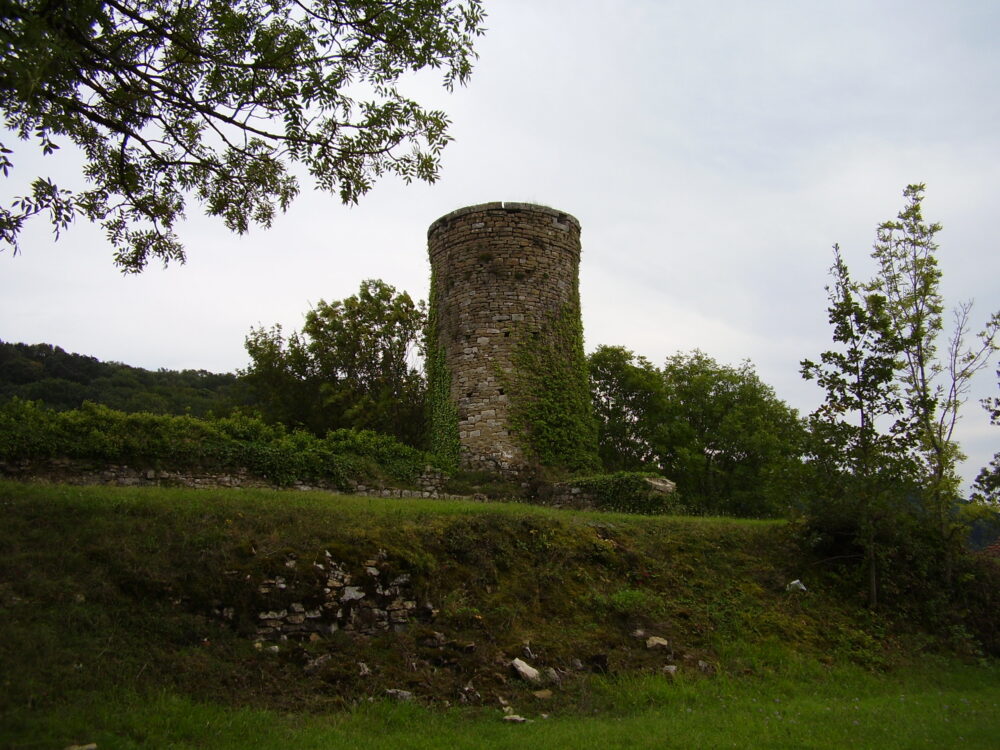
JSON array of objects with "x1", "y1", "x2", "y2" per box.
[{"x1": 5, "y1": 662, "x2": 999, "y2": 749}]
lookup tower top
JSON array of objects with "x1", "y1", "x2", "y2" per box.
[{"x1": 427, "y1": 202, "x2": 581, "y2": 238}]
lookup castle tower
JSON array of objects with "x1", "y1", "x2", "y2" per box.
[{"x1": 426, "y1": 202, "x2": 598, "y2": 476}]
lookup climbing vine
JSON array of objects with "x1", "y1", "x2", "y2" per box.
[
  {"x1": 505, "y1": 294, "x2": 600, "y2": 475},
  {"x1": 425, "y1": 268, "x2": 460, "y2": 469}
]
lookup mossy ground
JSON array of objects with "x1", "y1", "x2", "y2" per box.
[{"x1": 1, "y1": 480, "x2": 996, "y2": 747}]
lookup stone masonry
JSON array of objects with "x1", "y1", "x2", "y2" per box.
[{"x1": 427, "y1": 202, "x2": 584, "y2": 475}]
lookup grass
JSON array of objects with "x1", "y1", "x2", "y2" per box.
[
  {"x1": 1, "y1": 480, "x2": 997, "y2": 748},
  {"x1": 4, "y1": 662, "x2": 998, "y2": 749}
]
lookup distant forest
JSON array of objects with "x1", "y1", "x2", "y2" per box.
[{"x1": 0, "y1": 340, "x2": 238, "y2": 417}]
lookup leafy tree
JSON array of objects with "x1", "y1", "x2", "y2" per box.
[
  {"x1": 0, "y1": 0, "x2": 485, "y2": 271},
  {"x1": 867, "y1": 184, "x2": 1000, "y2": 531},
  {"x1": 660, "y1": 351, "x2": 806, "y2": 517},
  {"x1": 241, "y1": 279, "x2": 426, "y2": 445},
  {"x1": 588, "y1": 346, "x2": 805, "y2": 517},
  {"x1": 587, "y1": 345, "x2": 668, "y2": 472},
  {"x1": 802, "y1": 185, "x2": 999, "y2": 607},
  {"x1": 240, "y1": 323, "x2": 322, "y2": 429},
  {"x1": 801, "y1": 247, "x2": 919, "y2": 608}
]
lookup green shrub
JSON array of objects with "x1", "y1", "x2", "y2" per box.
[
  {"x1": 0, "y1": 398, "x2": 434, "y2": 489},
  {"x1": 570, "y1": 471, "x2": 683, "y2": 515}
]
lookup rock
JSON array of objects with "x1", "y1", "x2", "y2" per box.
[
  {"x1": 786, "y1": 579, "x2": 807, "y2": 592},
  {"x1": 511, "y1": 657, "x2": 542, "y2": 684},
  {"x1": 503, "y1": 714, "x2": 529, "y2": 723},
  {"x1": 385, "y1": 689, "x2": 414, "y2": 702},
  {"x1": 661, "y1": 665, "x2": 678, "y2": 678},
  {"x1": 645, "y1": 636, "x2": 670, "y2": 650},
  {"x1": 631, "y1": 628, "x2": 646, "y2": 639},
  {"x1": 644, "y1": 476, "x2": 677, "y2": 494},
  {"x1": 532, "y1": 689, "x2": 553, "y2": 699},
  {"x1": 570, "y1": 658, "x2": 585, "y2": 671},
  {"x1": 697, "y1": 660, "x2": 715, "y2": 675},
  {"x1": 544, "y1": 667, "x2": 561, "y2": 684},
  {"x1": 340, "y1": 586, "x2": 365, "y2": 602}
]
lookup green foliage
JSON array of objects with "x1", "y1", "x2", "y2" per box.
[
  {"x1": 569, "y1": 471, "x2": 683, "y2": 515},
  {"x1": 589, "y1": 346, "x2": 805, "y2": 518},
  {"x1": 506, "y1": 299, "x2": 600, "y2": 474},
  {"x1": 589, "y1": 346, "x2": 669, "y2": 470},
  {"x1": 0, "y1": 398, "x2": 434, "y2": 487},
  {"x1": 0, "y1": 0, "x2": 485, "y2": 270},
  {"x1": 424, "y1": 268, "x2": 460, "y2": 469},
  {"x1": 866, "y1": 184, "x2": 1000, "y2": 528},
  {"x1": 801, "y1": 185, "x2": 999, "y2": 608},
  {"x1": 0, "y1": 339, "x2": 238, "y2": 415},
  {"x1": 660, "y1": 351, "x2": 806, "y2": 517},
  {"x1": 801, "y1": 244, "x2": 924, "y2": 609},
  {"x1": 241, "y1": 280, "x2": 427, "y2": 446}
]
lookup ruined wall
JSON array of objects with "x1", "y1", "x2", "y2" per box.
[
  {"x1": 427, "y1": 202, "x2": 596, "y2": 475},
  {"x1": 0, "y1": 457, "x2": 450, "y2": 498}
]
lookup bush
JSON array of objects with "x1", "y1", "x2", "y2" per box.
[
  {"x1": 0, "y1": 398, "x2": 434, "y2": 489},
  {"x1": 569, "y1": 471, "x2": 684, "y2": 515}
]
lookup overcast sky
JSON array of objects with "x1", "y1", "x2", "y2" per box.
[{"x1": 2, "y1": 0, "x2": 998, "y2": 486}]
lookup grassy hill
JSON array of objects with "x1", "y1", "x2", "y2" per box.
[{"x1": 2, "y1": 480, "x2": 999, "y2": 748}]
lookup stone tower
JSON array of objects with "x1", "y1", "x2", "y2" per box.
[{"x1": 426, "y1": 202, "x2": 598, "y2": 476}]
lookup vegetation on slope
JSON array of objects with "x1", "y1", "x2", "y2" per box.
[{"x1": 2, "y1": 481, "x2": 997, "y2": 722}]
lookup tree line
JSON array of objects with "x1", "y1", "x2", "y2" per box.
[{"x1": 0, "y1": 341, "x2": 238, "y2": 416}]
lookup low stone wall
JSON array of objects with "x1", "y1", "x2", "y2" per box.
[
  {"x1": 0, "y1": 457, "x2": 453, "y2": 499},
  {"x1": 543, "y1": 483, "x2": 601, "y2": 510}
]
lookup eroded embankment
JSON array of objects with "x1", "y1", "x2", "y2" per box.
[{"x1": 0, "y1": 480, "x2": 992, "y2": 715}]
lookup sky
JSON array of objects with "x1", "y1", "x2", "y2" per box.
[{"x1": 2, "y1": 0, "x2": 998, "y2": 486}]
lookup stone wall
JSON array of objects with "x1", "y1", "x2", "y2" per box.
[
  {"x1": 0, "y1": 457, "x2": 451, "y2": 499},
  {"x1": 233, "y1": 549, "x2": 435, "y2": 644},
  {"x1": 427, "y1": 202, "x2": 586, "y2": 475}
]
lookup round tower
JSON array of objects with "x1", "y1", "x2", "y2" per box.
[{"x1": 426, "y1": 202, "x2": 598, "y2": 476}]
